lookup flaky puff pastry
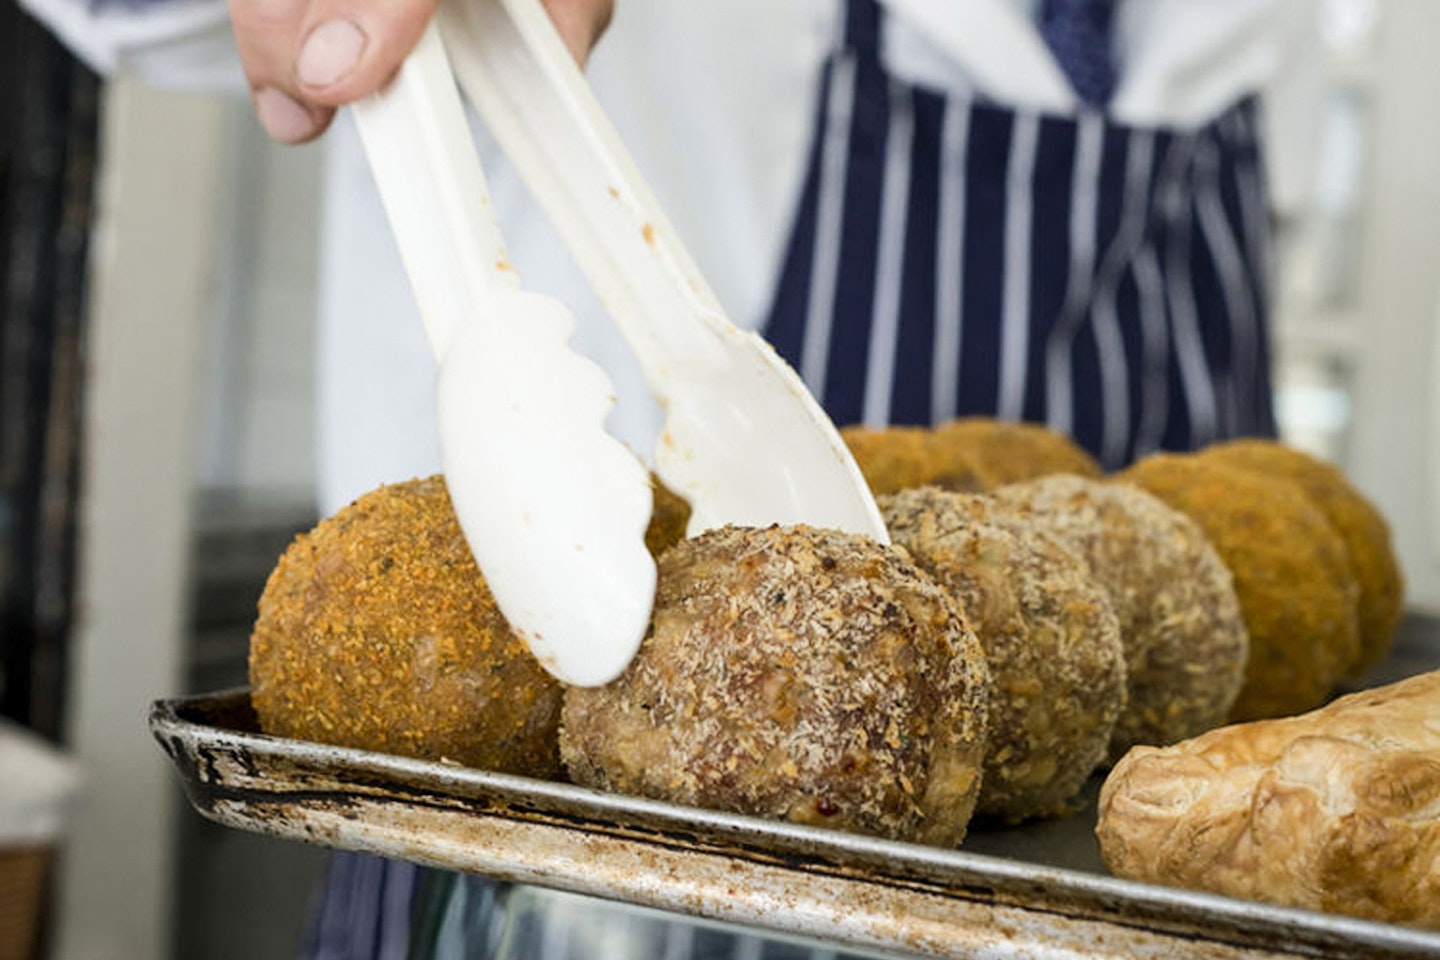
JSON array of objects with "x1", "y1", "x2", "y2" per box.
[{"x1": 1097, "y1": 669, "x2": 1440, "y2": 930}]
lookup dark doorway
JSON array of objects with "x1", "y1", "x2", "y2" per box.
[{"x1": 0, "y1": 4, "x2": 101, "y2": 743}]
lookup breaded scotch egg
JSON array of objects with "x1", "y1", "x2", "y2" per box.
[
  {"x1": 994, "y1": 474, "x2": 1249, "y2": 760},
  {"x1": 933, "y1": 417, "x2": 1102, "y2": 491},
  {"x1": 561, "y1": 524, "x2": 991, "y2": 848},
  {"x1": 1118, "y1": 453, "x2": 1361, "y2": 721},
  {"x1": 249, "y1": 476, "x2": 564, "y2": 777},
  {"x1": 840, "y1": 424, "x2": 982, "y2": 496},
  {"x1": 644, "y1": 473, "x2": 692, "y2": 557},
  {"x1": 1199, "y1": 439, "x2": 1403, "y2": 680},
  {"x1": 880, "y1": 486, "x2": 1126, "y2": 822}
]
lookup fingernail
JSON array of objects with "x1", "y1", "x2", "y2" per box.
[
  {"x1": 297, "y1": 19, "x2": 367, "y2": 89},
  {"x1": 254, "y1": 88, "x2": 317, "y2": 143}
]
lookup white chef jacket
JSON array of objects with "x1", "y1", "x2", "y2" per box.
[{"x1": 19, "y1": 0, "x2": 1314, "y2": 514}]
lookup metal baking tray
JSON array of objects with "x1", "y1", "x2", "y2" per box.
[{"x1": 151, "y1": 624, "x2": 1440, "y2": 960}]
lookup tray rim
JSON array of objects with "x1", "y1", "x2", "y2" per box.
[{"x1": 151, "y1": 687, "x2": 1440, "y2": 960}]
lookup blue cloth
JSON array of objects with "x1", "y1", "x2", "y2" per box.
[
  {"x1": 1039, "y1": 0, "x2": 1119, "y2": 108},
  {"x1": 300, "y1": 854, "x2": 418, "y2": 960}
]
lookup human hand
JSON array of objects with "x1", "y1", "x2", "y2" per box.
[{"x1": 232, "y1": 0, "x2": 615, "y2": 143}]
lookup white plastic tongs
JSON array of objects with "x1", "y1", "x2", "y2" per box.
[
  {"x1": 438, "y1": 0, "x2": 884, "y2": 541},
  {"x1": 353, "y1": 8, "x2": 885, "y2": 688},
  {"x1": 352, "y1": 23, "x2": 654, "y2": 686}
]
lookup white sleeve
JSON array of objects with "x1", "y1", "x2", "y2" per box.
[{"x1": 18, "y1": 0, "x2": 245, "y2": 91}]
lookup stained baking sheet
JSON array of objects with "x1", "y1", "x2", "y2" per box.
[{"x1": 151, "y1": 623, "x2": 1440, "y2": 960}]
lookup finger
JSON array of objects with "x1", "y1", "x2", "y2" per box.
[
  {"x1": 230, "y1": 0, "x2": 440, "y2": 143},
  {"x1": 540, "y1": 0, "x2": 615, "y2": 66},
  {"x1": 230, "y1": 0, "x2": 331, "y2": 142},
  {"x1": 291, "y1": 0, "x2": 439, "y2": 104}
]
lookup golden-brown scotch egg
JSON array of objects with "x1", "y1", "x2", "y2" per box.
[
  {"x1": 1118, "y1": 452, "x2": 1361, "y2": 721},
  {"x1": 932, "y1": 417, "x2": 1102, "y2": 490},
  {"x1": 248, "y1": 476, "x2": 564, "y2": 777},
  {"x1": 1198, "y1": 438, "x2": 1402, "y2": 681}
]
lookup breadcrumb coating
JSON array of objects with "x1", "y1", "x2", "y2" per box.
[
  {"x1": 840, "y1": 418, "x2": 1101, "y2": 499},
  {"x1": 1118, "y1": 453, "x2": 1361, "y2": 721},
  {"x1": 645, "y1": 473, "x2": 692, "y2": 556},
  {"x1": 248, "y1": 476, "x2": 564, "y2": 777},
  {"x1": 1199, "y1": 439, "x2": 1403, "y2": 680},
  {"x1": 880, "y1": 487, "x2": 1125, "y2": 822},
  {"x1": 561, "y1": 524, "x2": 991, "y2": 847},
  {"x1": 932, "y1": 418, "x2": 1101, "y2": 490},
  {"x1": 994, "y1": 475, "x2": 1248, "y2": 760},
  {"x1": 841, "y1": 424, "x2": 982, "y2": 496}
]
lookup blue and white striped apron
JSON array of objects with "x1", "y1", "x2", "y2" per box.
[{"x1": 764, "y1": 0, "x2": 1278, "y2": 468}]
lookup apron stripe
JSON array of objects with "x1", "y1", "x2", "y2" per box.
[
  {"x1": 1160, "y1": 134, "x2": 1219, "y2": 448},
  {"x1": 377, "y1": 861, "x2": 417, "y2": 960},
  {"x1": 1043, "y1": 111, "x2": 1105, "y2": 437},
  {"x1": 334, "y1": 853, "x2": 383, "y2": 960},
  {"x1": 1229, "y1": 106, "x2": 1272, "y2": 289},
  {"x1": 661, "y1": 923, "x2": 697, "y2": 960},
  {"x1": 1246, "y1": 118, "x2": 1276, "y2": 307},
  {"x1": 1196, "y1": 136, "x2": 1259, "y2": 437},
  {"x1": 1085, "y1": 128, "x2": 1154, "y2": 466},
  {"x1": 862, "y1": 78, "x2": 916, "y2": 426},
  {"x1": 1023, "y1": 115, "x2": 1081, "y2": 424},
  {"x1": 1094, "y1": 264, "x2": 1132, "y2": 467},
  {"x1": 890, "y1": 88, "x2": 945, "y2": 425},
  {"x1": 1089, "y1": 118, "x2": 1138, "y2": 465},
  {"x1": 1104, "y1": 129, "x2": 1165, "y2": 460},
  {"x1": 931, "y1": 96, "x2": 970, "y2": 422},
  {"x1": 1131, "y1": 240, "x2": 1170, "y2": 457},
  {"x1": 800, "y1": 53, "x2": 859, "y2": 405},
  {"x1": 998, "y1": 111, "x2": 1041, "y2": 421},
  {"x1": 760, "y1": 61, "x2": 830, "y2": 392},
  {"x1": 955, "y1": 107, "x2": 1011, "y2": 416},
  {"x1": 824, "y1": 49, "x2": 893, "y2": 425},
  {"x1": 1219, "y1": 102, "x2": 1277, "y2": 436},
  {"x1": 1234, "y1": 160, "x2": 1271, "y2": 339}
]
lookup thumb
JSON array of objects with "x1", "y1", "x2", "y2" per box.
[{"x1": 230, "y1": 0, "x2": 440, "y2": 143}]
